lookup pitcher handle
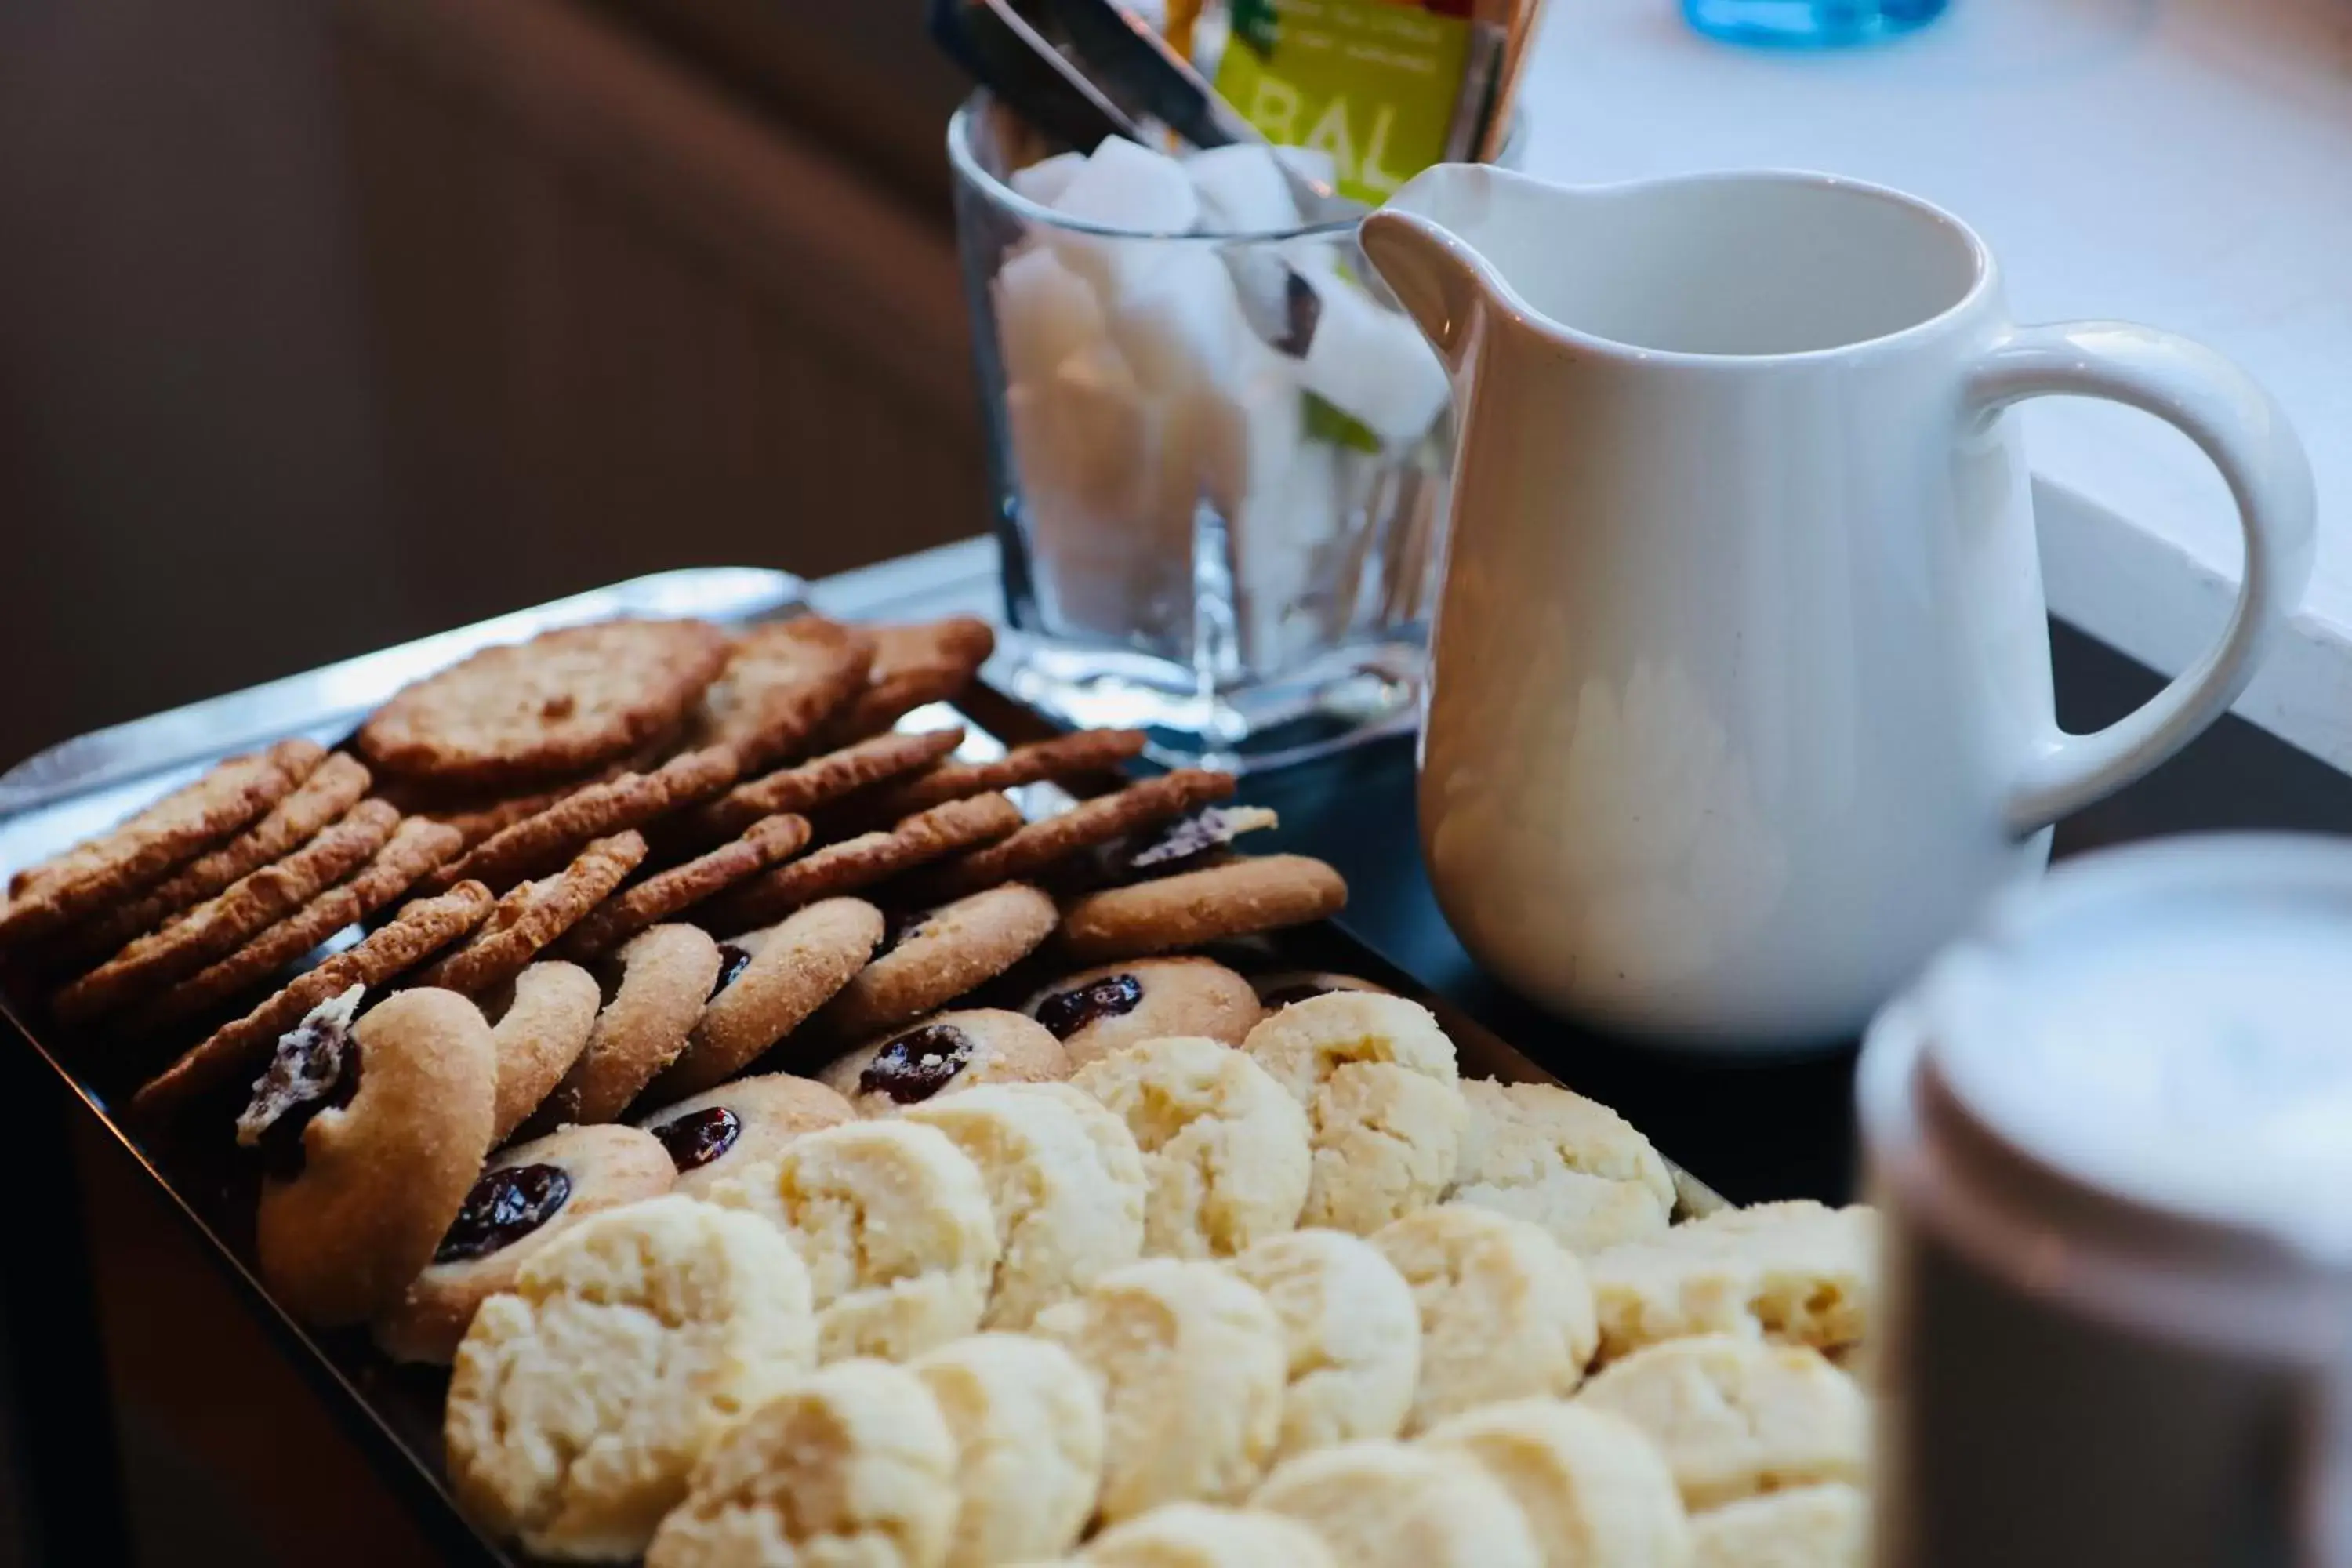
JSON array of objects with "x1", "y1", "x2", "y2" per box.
[{"x1": 1965, "y1": 322, "x2": 2316, "y2": 834}]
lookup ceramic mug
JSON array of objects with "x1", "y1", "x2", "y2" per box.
[{"x1": 1362, "y1": 165, "x2": 2316, "y2": 1047}]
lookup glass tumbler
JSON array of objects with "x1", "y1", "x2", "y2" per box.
[
  {"x1": 1683, "y1": 0, "x2": 1949, "y2": 46},
  {"x1": 949, "y1": 96, "x2": 1454, "y2": 769}
]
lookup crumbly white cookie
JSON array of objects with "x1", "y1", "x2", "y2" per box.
[
  {"x1": 1241, "y1": 992, "x2": 1459, "y2": 1103},
  {"x1": 1227, "y1": 1229, "x2": 1419, "y2": 1461},
  {"x1": 1418, "y1": 1399, "x2": 1691, "y2": 1568},
  {"x1": 443, "y1": 1195, "x2": 816, "y2": 1561},
  {"x1": 913, "y1": 1332, "x2": 1105, "y2": 1567},
  {"x1": 644, "y1": 1357, "x2": 959, "y2": 1568},
  {"x1": 1370, "y1": 1203, "x2": 1600, "y2": 1432},
  {"x1": 1034, "y1": 1258, "x2": 1288, "y2": 1522},
  {"x1": 1248, "y1": 1439, "x2": 1542, "y2": 1568},
  {"x1": 906, "y1": 1083, "x2": 1146, "y2": 1329},
  {"x1": 1575, "y1": 1334, "x2": 1868, "y2": 1512},
  {"x1": 706, "y1": 1120, "x2": 999, "y2": 1363},
  {"x1": 1689, "y1": 1483, "x2": 1867, "y2": 1568},
  {"x1": 1080, "y1": 1502, "x2": 1337, "y2": 1568},
  {"x1": 1590, "y1": 1201, "x2": 1875, "y2": 1361},
  {"x1": 1071, "y1": 1036, "x2": 1309, "y2": 1258},
  {"x1": 1446, "y1": 1080, "x2": 1676, "y2": 1254}
]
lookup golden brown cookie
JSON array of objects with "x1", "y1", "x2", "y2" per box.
[
  {"x1": 412, "y1": 832, "x2": 647, "y2": 996},
  {"x1": 485, "y1": 961, "x2": 604, "y2": 1143},
  {"x1": 811, "y1": 884, "x2": 1060, "y2": 1040},
  {"x1": 0, "y1": 739, "x2": 325, "y2": 942},
  {"x1": 1251, "y1": 971, "x2": 1392, "y2": 1011},
  {"x1": 422, "y1": 746, "x2": 738, "y2": 895},
  {"x1": 834, "y1": 727, "x2": 1149, "y2": 830},
  {"x1": 913, "y1": 770, "x2": 1237, "y2": 899},
  {"x1": 687, "y1": 615, "x2": 875, "y2": 772},
  {"x1": 557, "y1": 814, "x2": 811, "y2": 962},
  {"x1": 1061, "y1": 855, "x2": 1348, "y2": 964},
  {"x1": 527, "y1": 924, "x2": 723, "y2": 1129},
  {"x1": 636, "y1": 1072, "x2": 856, "y2": 1197},
  {"x1": 1024, "y1": 956, "x2": 1264, "y2": 1069},
  {"x1": 131, "y1": 880, "x2": 497, "y2": 1118},
  {"x1": 677, "y1": 728, "x2": 967, "y2": 847},
  {"x1": 815, "y1": 615, "x2": 996, "y2": 746},
  {"x1": 129, "y1": 815, "x2": 466, "y2": 1030},
  {"x1": 52, "y1": 799, "x2": 401, "y2": 1025},
  {"x1": 243, "y1": 986, "x2": 499, "y2": 1325},
  {"x1": 815, "y1": 1007, "x2": 1071, "y2": 1116},
  {"x1": 373, "y1": 1122, "x2": 677, "y2": 1364},
  {"x1": 650, "y1": 898, "x2": 885, "y2": 1100},
  {"x1": 357, "y1": 618, "x2": 730, "y2": 788},
  {"x1": 701, "y1": 794, "x2": 1023, "y2": 934}
]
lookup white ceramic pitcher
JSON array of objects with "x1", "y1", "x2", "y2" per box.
[{"x1": 1360, "y1": 164, "x2": 2316, "y2": 1047}]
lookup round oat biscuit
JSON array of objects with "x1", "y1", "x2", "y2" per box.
[
  {"x1": 1371, "y1": 1203, "x2": 1600, "y2": 1432},
  {"x1": 813, "y1": 883, "x2": 1060, "y2": 1040},
  {"x1": 906, "y1": 1083, "x2": 1147, "y2": 1329},
  {"x1": 1034, "y1": 1258, "x2": 1287, "y2": 1520},
  {"x1": 1025, "y1": 956, "x2": 1263, "y2": 1069},
  {"x1": 412, "y1": 830, "x2": 646, "y2": 995},
  {"x1": 1588, "y1": 1200, "x2": 1875, "y2": 1363},
  {"x1": 557, "y1": 812, "x2": 810, "y2": 961},
  {"x1": 1248, "y1": 1440, "x2": 1542, "y2": 1568},
  {"x1": 913, "y1": 1332, "x2": 1105, "y2": 1566},
  {"x1": 1689, "y1": 1483, "x2": 1867, "y2": 1568},
  {"x1": 1249, "y1": 971, "x2": 1391, "y2": 1011},
  {"x1": 423, "y1": 746, "x2": 738, "y2": 895},
  {"x1": 483, "y1": 960, "x2": 603, "y2": 1142},
  {"x1": 1573, "y1": 1335, "x2": 1868, "y2": 1512},
  {"x1": 1447, "y1": 1079, "x2": 1677, "y2": 1256},
  {"x1": 53, "y1": 797, "x2": 401, "y2": 1024},
  {"x1": 129, "y1": 815, "x2": 466, "y2": 1031},
  {"x1": 707, "y1": 1118, "x2": 1000, "y2": 1363},
  {"x1": 915, "y1": 769, "x2": 1237, "y2": 900},
  {"x1": 1061, "y1": 855, "x2": 1348, "y2": 964},
  {"x1": 0, "y1": 738, "x2": 325, "y2": 944},
  {"x1": 444, "y1": 1194, "x2": 818, "y2": 1561},
  {"x1": 1228, "y1": 1229, "x2": 1421, "y2": 1461},
  {"x1": 652, "y1": 897, "x2": 884, "y2": 1100},
  {"x1": 678, "y1": 727, "x2": 966, "y2": 846},
  {"x1": 637, "y1": 1073, "x2": 856, "y2": 1198},
  {"x1": 373, "y1": 1122, "x2": 677, "y2": 1364},
  {"x1": 1417, "y1": 1399, "x2": 1692, "y2": 1568},
  {"x1": 687, "y1": 615, "x2": 876, "y2": 773},
  {"x1": 528, "y1": 924, "x2": 720, "y2": 1129},
  {"x1": 1071, "y1": 1035, "x2": 1310, "y2": 1259},
  {"x1": 815, "y1": 615, "x2": 997, "y2": 747},
  {"x1": 702, "y1": 793, "x2": 1023, "y2": 935},
  {"x1": 839, "y1": 726, "x2": 1150, "y2": 830},
  {"x1": 816, "y1": 1008, "x2": 1070, "y2": 1118},
  {"x1": 131, "y1": 880, "x2": 496, "y2": 1119},
  {"x1": 358, "y1": 617, "x2": 731, "y2": 788},
  {"x1": 1081, "y1": 1504, "x2": 1338, "y2": 1568},
  {"x1": 644, "y1": 1356, "x2": 959, "y2": 1568},
  {"x1": 243, "y1": 986, "x2": 498, "y2": 1326}
]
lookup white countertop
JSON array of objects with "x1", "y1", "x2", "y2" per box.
[{"x1": 1512, "y1": 0, "x2": 2352, "y2": 765}]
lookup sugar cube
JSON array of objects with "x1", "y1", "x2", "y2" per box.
[
  {"x1": 1046, "y1": 136, "x2": 1203, "y2": 301},
  {"x1": 1109, "y1": 245, "x2": 1251, "y2": 404},
  {"x1": 1293, "y1": 271, "x2": 1450, "y2": 447},
  {"x1": 1010, "y1": 151, "x2": 1087, "y2": 208},
  {"x1": 993, "y1": 243, "x2": 1110, "y2": 390},
  {"x1": 1184, "y1": 145, "x2": 1301, "y2": 235}
]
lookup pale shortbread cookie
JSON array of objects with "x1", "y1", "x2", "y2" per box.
[
  {"x1": 1418, "y1": 1399, "x2": 1692, "y2": 1568},
  {"x1": 913, "y1": 1333, "x2": 1105, "y2": 1567},
  {"x1": 1081, "y1": 1503, "x2": 1337, "y2": 1568},
  {"x1": 1590, "y1": 1200, "x2": 1875, "y2": 1361},
  {"x1": 443, "y1": 1196, "x2": 816, "y2": 1561},
  {"x1": 1574, "y1": 1334, "x2": 1868, "y2": 1512},
  {"x1": 644, "y1": 1357, "x2": 958, "y2": 1568},
  {"x1": 1690, "y1": 1483, "x2": 1867, "y2": 1568},
  {"x1": 1446, "y1": 1080, "x2": 1676, "y2": 1254},
  {"x1": 1071, "y1": 1036, "x2": 1309, "y2": 1258},
  {"x1": 1371, "y1": 1204, "x2": 1600, "y2": 1432},
  {"x1": 706, "y1": 1120, "x2": 999, "y2": 1363},
  {"x1": 906, "y1": 1084, "x2": 1147, "y2": 1329},
  {"x1": 1249, "y1": 1440, "x2": 1542, "y2": 1568},
  {"x1": 1240, "y1": 991, "x2": 1458, "y2": 1103},
  {"x1": 1034, "y1": 1258, "x2": 1287, "y2": 1522},
  {"x1": 1227, "y1": 1229, "x2": 1419, "y2": 1461}
]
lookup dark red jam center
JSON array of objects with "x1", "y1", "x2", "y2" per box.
[
  {"x1": 652, "y1": 1106, "x2": 742, "y2": 1172},
  {"x1": 710, "y1": 942, "x2": 754, "y2": 1000},
  {"x1": 858, "y1": 1024, "x2": 974, "y2": 1104},
  {"x1": 1034, "y1": 974, "x2": 1144, "y2": 1039},
  {"x1": 434, "y1": 1163, "x2": 572, "y2": 1265}
]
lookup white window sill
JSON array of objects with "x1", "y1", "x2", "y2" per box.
[{"x1": 1514, "y1": 0, "x2": 2352, "y2": 768}]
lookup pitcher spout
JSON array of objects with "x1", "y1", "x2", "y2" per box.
[{"x1": 1359, "y1": 165, "x2": 1507, "y2": 377}]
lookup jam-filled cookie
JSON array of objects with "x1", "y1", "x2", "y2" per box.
[
  {"x1": 373, "y1": 1122, "x2": 676, "y2": 1364},
  {"x1": 654, "y1": 897, "x2": 883, "y2": 1101},
  {"x1": 482, "y1": 960, "x2": 601, "y2": 1144},
  {"x1": 1060, "y1": 855, "x2": 1347, "y2": 964},
  {"x1": 808, "y1": 883, "x2": 1059, "y2": 1043},
  {"x1": 528, "y1": 923, "x2": 720, "y2": 1129},
  {"x1": 635, "y1": 1072, "x2": 856, "y2": 1199},
  {"x1": 241, "y1": 985, "x2": 497, "y2": 1326},
  {"x1": 815, "y1": 1008, "x2": 1070, "y2": 1117},
  {"x1": 1023, "y1": 956, "x2": 1263, "y2": 1069}
]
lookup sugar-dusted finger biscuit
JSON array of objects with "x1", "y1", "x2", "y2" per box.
[
  {"x1": 811, "y1": 884, "x2": 1058, "y2": 1040},
  {"x1": 636, "y1": 1072, "x2": 856, "y2": 1198},
  {"x1": 701, "y1": 794, "x2": 1022, "y2": 934},
  {"x1": 914, "y1": 769, "x2": 1236, "y2": 900},
  {"x1": 837, "y1": 727, "x2": 1149, "y2": 830},
  {"x1": 557, "y1": 813, "x2": 810, "y2": 960},
  {"x1": 1417, "y1": 1399, "x2": 1692, "y2": 1568},
  {"x1": 1024, "y1": 956, "x2": 1263, "y2": 1069},
  {"x1": 913, "y1": 1332, "x2": 1105, "y2": 1566},
  {"x1": 1060, "y1": 855, "x2": 1346, "y2": 964},
  {"x1": 412, "y1": 831, "x2": 646, "y2": 995},
  {"x1": 678, "y1": 727, "x2": 966, "y2": 846},
  {"x1": 1229, "y1": 1229, "x2": 1421, "y2": 1462},
  {"x1": 1249, "y1": 1440, "x2": 1542, "y2": 1568},
  {"x1": 422, "y1": 746, "x2": 736, "y2": 895},
  {"x1": 652, "y1": 898, "x2": 883, "y2": 1100},
  {"x1": 1589, "y1": 1200, "x2": 1876, "y2": 1361},
  {"x1": 686, "y1": 615, "x2": 874, "y2": 773}
]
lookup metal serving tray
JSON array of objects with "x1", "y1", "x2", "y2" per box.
[{"x1": 0, "y1": 569, "x2": 1719, "y2": 1567}]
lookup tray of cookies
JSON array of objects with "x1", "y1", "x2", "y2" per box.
[{"x1": 0, "y1": 570, "x2": 1874, "y2": 1568}]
